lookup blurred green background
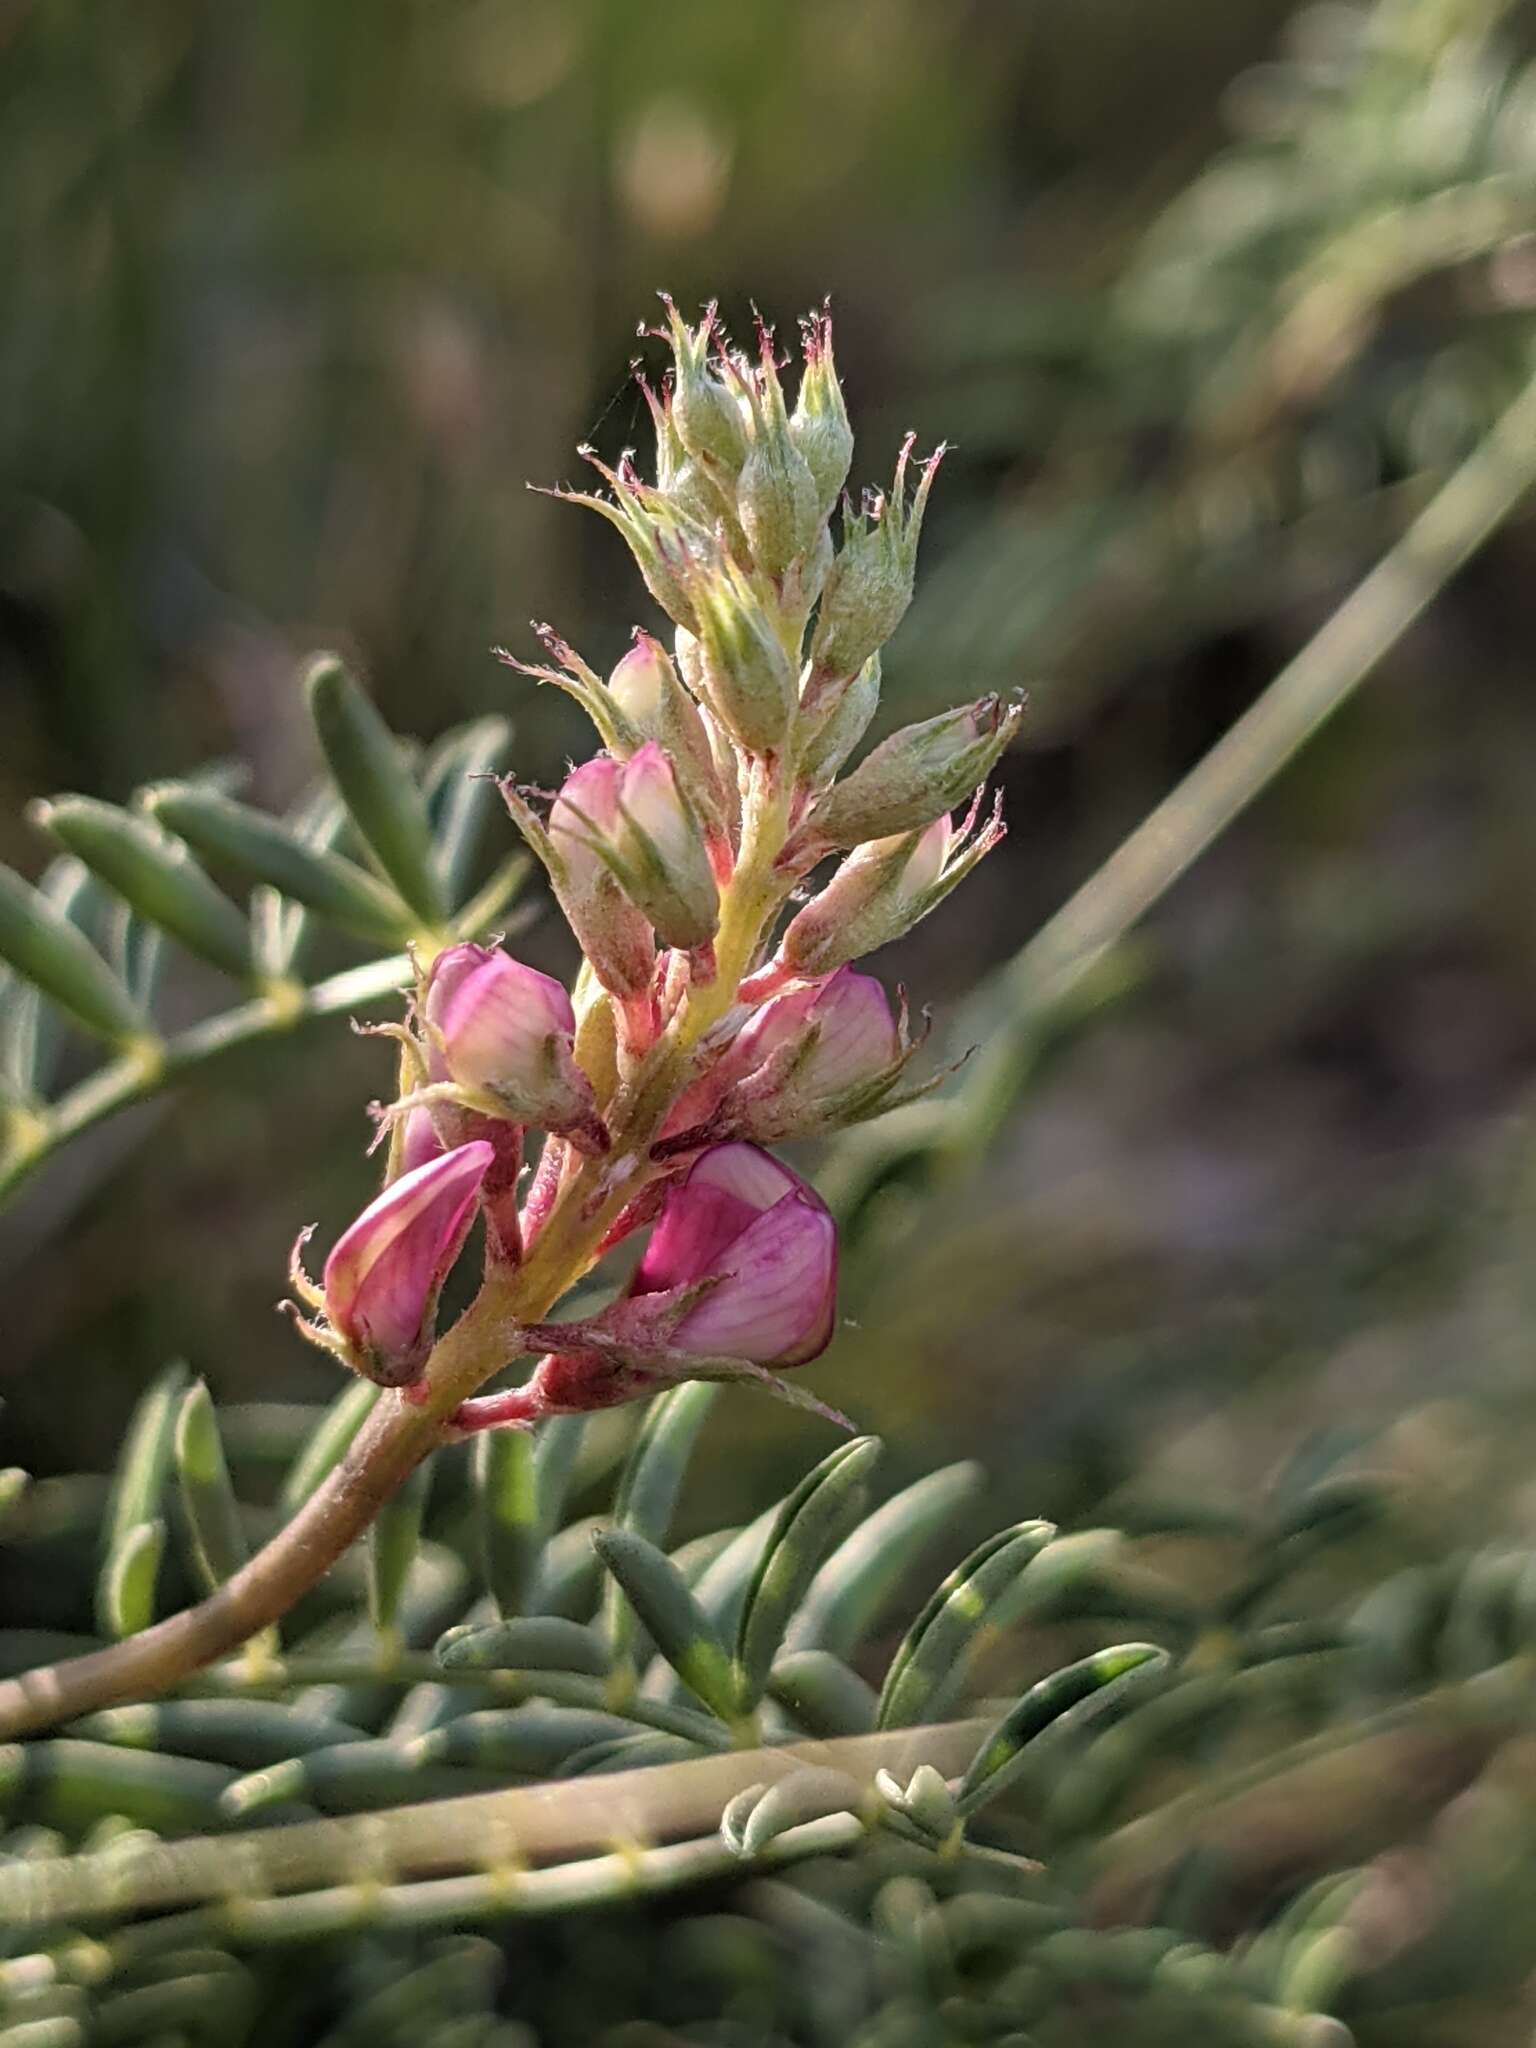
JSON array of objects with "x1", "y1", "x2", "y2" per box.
[{"x1": 4, "y1": 0, "x2": 1536, "y2": 1554}]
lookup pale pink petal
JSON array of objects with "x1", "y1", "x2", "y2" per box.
[
  {"x1": 674, "y1": 1189, "x2": 838, "y2": 1365},
  {"x1": 324, "y1": 1141, "x2": 493, "y2": 1356}
]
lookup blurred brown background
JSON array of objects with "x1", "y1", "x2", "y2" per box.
[{"x1": 4, "y1": 0, "x2": 1536, "y2": 1544}]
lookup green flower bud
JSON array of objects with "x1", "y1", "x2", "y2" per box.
[
  {"x1": 800, "y1": 653, "x2": 882, "y2": 789},
  {"x1": 810, "y1": 437, "x2": 945, "y2": 684},
  {"x1": 732, "y1": 325, "x2": 822, "y2": 581},
  {"x1": 686, "y1": 555, "x2": 798, "y2": 755},
  {"x1": 552, "y1": 448, "x2": 712, "y2": 636},
  {"x1": 804, "y1": 694, "x2": 1023, "y2": 850},
  {"x1": 780, "y1": 798, "x2": 1005, "y2": 975},
  {"x1": 659, "y1": 295, "x2": 748, "y2": 474},
  {"x1": 790, "y1": 308, "x2": 854, "y2": 525}
]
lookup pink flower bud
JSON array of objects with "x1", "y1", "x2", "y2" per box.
[
  {"x1": 608, "y1": 631, "x2": 731, "y2": 854},
  {"x1": 614, "y1": 741, "x2": 719, "y2": 949},
  {"x1": 711, "y1": 967, "x2": 909, "y2": 1143},
  {"x1": 322, "y1": 1141, "x2": 493, "y2": 1386},
  {"x1": 631, "y1": 1142, "x2": 837, "y2": 1366},
  {"x1": 780, "y1": 795, "x2": 1006, "y2": 976},
  {"x1": 546, "y1": 757, "x2": 657, "y2": 999},
  {"x1": 424, "y1": 943, "x2": 598, "y2": 1138}
]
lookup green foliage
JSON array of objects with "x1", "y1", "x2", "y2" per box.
[
  {"x1": 0, "y1": 673, "x2": 521, "y2": 1208},
  {"x1": 7, "y1": 1373, "x2": 1536, "y2": 2044}
]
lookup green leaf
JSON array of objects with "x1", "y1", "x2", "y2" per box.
[
  {"x1": 593, "y1": 1528, "x2": 737, "y2": 1722},
  {"x1": 369, "y1": 1458, "x2": 434, "y2": 1638},
  {"x1": 0, "y1": 860, "x2": 144, "y2": 1046},
  {"x1": 279, "y1": 1380, "x2": 381, "y2": 1514},
  {"x1": 96, "y1": 1519, "x2": 167, "y2": 1639},
  {"x1": 411, "y1": 1706, "x2": 639, "y2": 1774},
  {"x1": 0, "y1": 1739, "x2": 235, "y2": 1836},
  {"x1": 781, "y1": 1460, "x2": 983, "y2": 1659},
  {"x1": 602, "y1": 1384, "x2": 718, "y2": 1673},
  {"x1": 144, "y1": 784, "x2": 410, "y2": 946},
  {"x1": 956, "y1": 1643, "x2": 1167, "y2": 1819},
  {"x1": 470, "y1": 1428, "x2": 539, "y2": 1618},
  {"x1": 65, "y1": 1700, "x2": 369, "y2": 1771},
  {"x1": 435, "y1": 1616, "x2": 608, "y2": 1677},
  {"x1": 726, "y1": 1767, "x2": 864, "y2": 1858},
  {"x1": 878, "y1": 1519, "x2": 1056, "y2": 1728},
  {"x1": 105, "y1": 1360, "x2": 190, "y2": 1560},
  {"x1": 767, "y1": 1650, "x2": 878, "y2": 1737},
  {"x1": 423, "y1": 714, "x2": 514, "y2": 906},
  {"x1": 32, "y1": 796, "x2": 253, "y2": 982},
  {"x1": 305, "y1": 656, "x2": 448, "y2": 930},
  {"x1": 173, "y1": 1379, "x2": 251, "y2": 1593},
  {"x1": 734, "y1": 1436, "x2": 882, "y2": 1708}
]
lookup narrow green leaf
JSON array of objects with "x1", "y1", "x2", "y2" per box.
[
  {"x1": 879, "y1": 1519, "x2": 1056, "y2": 1728},
  {"x1": 32, "y1": 796, "x2": 252, "y2": 982},
  {"x1": 64, "y1": 1700, "x2": 369, "y2": 1771},
  {"x1": 306, "y1": 656, "x2": 447, "y2": 929},
  {"x1": 532, "y1": 1413, "x2": 588, "y2": 1537},
  {"x1": 145, "y1": 784, "x2": 410, "y2": 946},
  {"x1": 103, "y1": 898, "x2": 164, "y2": 1015},
  {"x1": 279, "y1": 1380, "x2": 381, "y2": 1514},
  {"x1": 956, "y1": 1644, "x2": 1167, "y2": 1818},
  {"x1": 0, "y1": 860, "x2": 144, "y2": 1045},
  {"x1": 220, "y1": 1739, "x2": 500, "y2": 1819},
  {"x1": 369, "y1": 1458, "x2": 434, "y2": 1638},
  {"x1": 593, "y1": 1528, "x2": 736, "y2": 1721},
  {"x1": 0, "y1": 1739, "x2": 235, "y2": 1836},
  {"x1": 96, "y1": 1519, "x2": 166, "y2": 1639},
  {"x1": 106, "y1": 1360, "x2": 190, "y2": 1558},
  {"x1": 435, "y1": 1616, "x2": 608, "y2": 1677},
  {"x1": 781, "y1": 1460, "x2": 983, "y2": 1659},
  {"x1": 734, "y1": 1437, "x2": 882, "y2": 1707},
  {"x1": 603, "y1": 1384, "x2": 718, "y2": 1672},
  {"x1": 173, "y1": 1380, "x2": 250, "y2": 1593},
  {"x1": 411, "y1": 1706, "x2": 638, "y2": 1774},
  {"x1": 471, "y1": 1428, "x2": 539, "y2": 1618},
  {"x1": 643, "y1": 1500, "x2": 782, "y2": 1705},
  {"x1": 767, "y1": 1650, "x2": 879, "y2": 1737},
  {"x1": 423, "y1": 714, "x2": 514, "y2": 905},
  {"x1": 560, "y1": 1730, "x2": 701, "y2": 1775}
]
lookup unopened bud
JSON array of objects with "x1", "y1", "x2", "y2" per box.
[
  {"x1": 712, "y1": 966, "x2": 916, "y2": 1143},
  {"x1": 609, "y1": 632, "x2": 730, "y2": 847},
  {"x1": 660, "y1": 296, "x2": 748, "y2": 474},
  {"x1": 806, "y1": 694, "x2": 1022, "y2": 850},
  {"x1": 800, "y1": 653, "x2": 881, "y2": 789},
  {"x1": 731, "y1": 326, "x2": 822, "y2": 580},
  {"x1": 687, "y1": 557, "x2": 798, "y2": 755},
  {"x1": 781, "y1": 798, "x2": 1005, "y2": 974},
  {"x1": 510, "y1": 758, "x2": 655, "y2": 1000},
  {"x1": 424, "y1": 943, "x2": 599, "y2": 1139},
  {"x1": 610, "y1": 741, "x2": 720, "y2": 949},
  {"x1": 319, "y1": 1141, "x2": 493, "y2": 1386},
  {"x1": 810, "y1": 437, "x2": 944, "y2": 684},
  {"x1": 555, "y1": 450, "x2": 712, "y2": 637},
  {"x1": 791, "y1": 309, "x2": 854, "y2": 525}
]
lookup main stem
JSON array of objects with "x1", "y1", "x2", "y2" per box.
[{"x1": 0, "y1": 768, "x2": 796, "y2": 1739}]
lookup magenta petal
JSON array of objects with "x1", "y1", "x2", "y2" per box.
[
  {"x1": 324, "y1": 1140, "x2": 494, "y2": 1358},
  {"x1": 633, "y1": 1182, "x2": 760, "y2": 1295},
  {"x1": 674, "y1": 1188, "x2": 838, "y2": 1365}
]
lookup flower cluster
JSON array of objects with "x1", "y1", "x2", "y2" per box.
[{"x1": 287, "y1": 299, "x2": 1019, "y2": 1425}]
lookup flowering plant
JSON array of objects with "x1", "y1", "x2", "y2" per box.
[
  {"x1": 289, "y1": 300, "x2": 1018, "y2": 1439},
  {"x1": 0, "y1": 298, "x2": 1019, "y2": 1731}
]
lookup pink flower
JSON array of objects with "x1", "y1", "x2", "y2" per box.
[
  {"x1": 724, "y1": 967, "x2": 902, "y2": 1117},
  {"x1": 630, "y1": 1142, "x2": 838, "y2": 1367},
  {"x1": 397, "y1": 1104, "x2": 446, "y2": 1175},
  {"x1": 423, "y1": 942, "x2": 598, "y2": 1139},
  {"x1": 544, "y1": 757, "x2": 657, "y2": 999},
  {"x1": 321, "y1": 1141, "x2": 493, "y2": 1386}
]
